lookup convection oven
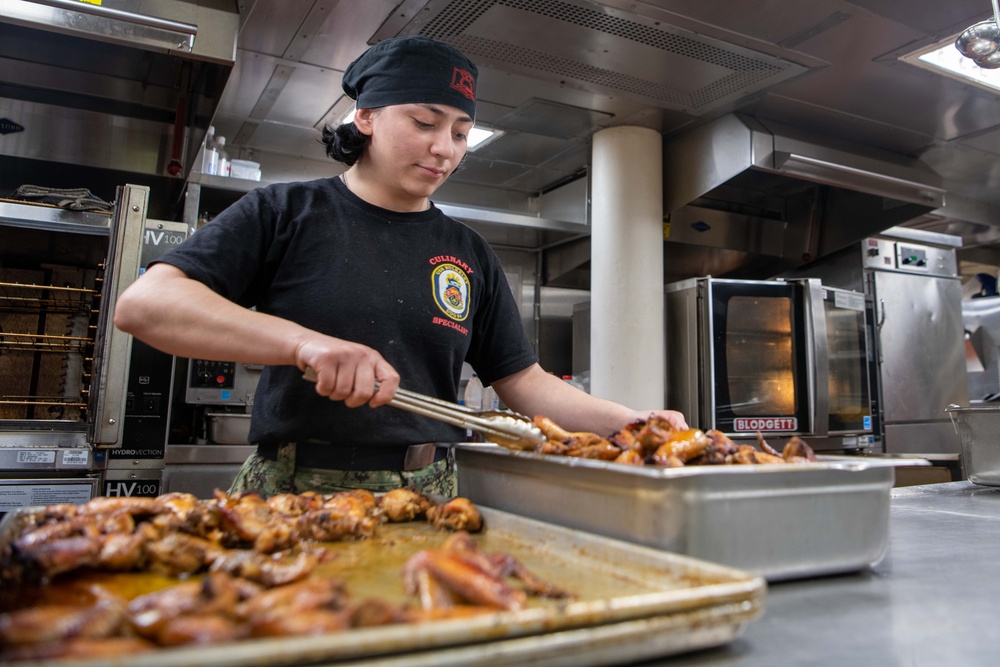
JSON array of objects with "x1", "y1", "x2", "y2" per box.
[
  {"x1": 665, "y1": 277, "x2": 875, "y2": 452},
  {"x1": 0, "y1": 185, "x2": 147, "y2": 510}
]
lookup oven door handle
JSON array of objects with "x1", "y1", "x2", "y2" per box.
[{"x1": 877, "y1": 298, "x2": 887, "y2": 330}]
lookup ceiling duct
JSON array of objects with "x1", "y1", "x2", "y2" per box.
[
  {"x1": 0, "y1": 0, "x2": 239, "y2": 217},
  {"x1": 661, "y1": 113, "x2": 946, "y2": 282},
  {"x1": 375, "y1": 0, "x2": 806, "y2": 115}
]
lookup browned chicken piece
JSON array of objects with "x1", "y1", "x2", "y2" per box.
[
  {"x1": 349, "y1": 598, "x2": 408, "y2": 627},
  {"x1": 633, "y1": 416, "x2": 684, "y2": 457},
  {"x1": 146, "y1": 531, "x2": 224, "y2": 577},
  {"x1": 128, "y1": 572, "x2": 241, "y2": 640},
  {"x1": 34, "y1": 503, "x2": 81, "y2": 524},
  {"x1": 726, "y1": 444, "x2": 784, "y2": 465},
  {"x1": 726, "y1": 444, "x2": 758, "y2": 465},
  {"x1": 613, "y1": 449, "x2": 645, "y2": 465},
  {"x1": 782, "y1": 436, "x2": 818, "y2": 462},
  {"x1": 650, "y1": 428, "x2": 710, "y2": 466},
  {"x1": 378, "y1": 488, "x2": 435, "y2": 522},
  {"x1": 327, "y1": 489, "x2": 378, "y2": 514},
  {"x1": 609, "y1": 427, "x2": 641, "y2": 453},
  {"x1": 210, "y1": 546, "x2": 324, "y2": 587},
  {"x1": 236, "y1": 575, "x2": 348, "y2": 622},
  {"x1": 651, "y1": 452, "x2": 686, "y2": 467},
  {"x1": 755, "y1": 431, "x2": 783, "y2": 458},
  {"x1": 250, "y1": 608, "x2": 350, "y2": 637},
  {"x1": 426, "y1": 497, "x2": 483, "y2": 533},
  {"x1": 94, "y1": 531, "x2": 148, "y2": 572},
  {"x1": 322, "y1": 490, "x2": 379, "y2": 525},
  {"x1": 295, "y1": 507, "x2": 379, "y2": 542},
  {"x1": 77, "y1": 496, "x2": 157, "y2": 517},
  {"x1": 688, "y1": 430, "x2": 741, "y2": 465},
  {"x1": 403, "y1": 548, "x2": 526, "y2": 611},
  {"x1": 151, "y1": 492, "x2": 199, "y2": 518},
  {"x1": 0, "y1": 598, "x2": 127, "y2": 645},
  {"x1": 403, "y1": 531, "x2": 570, "y2": 612},
  {"x1": 407, "y1": 565, "x2": 460, "y2": 609},
  {"x1": 0, "y1": 637, "x2": 156, "y2": 663},
  {"x1": 535, "y1": 439, "x2": 570, "y2": 455},
  {"x1": 533, "y1": 416, "x2": 617, "y2": 454},
  {"x1": 155, "y1": 613, "x2": 248, "y2": 646},
  {"x1": 532, "y1": 415, "x2": 575, "y2": 441},
  {"x1": 15, "y1": 535, "x2": 104, "y2": 579},
  {"x1": 566, "y1": 440, "x2": 622, "y2": 460},
  {"x1": 214, "y1": 490, "x2": 296, "y2": 553},
  {"x1": 266, "y1": 492, "x2": 323, "y2": 516},
  {"x1": 14, "y1": 511, "x2": 134, "y2": 550}
]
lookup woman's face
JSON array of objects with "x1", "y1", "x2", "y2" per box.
[{"x1": 354, "y1": 103, "x2": 474, "y2": 208}]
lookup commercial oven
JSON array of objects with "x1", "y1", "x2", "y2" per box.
[
  {"x1": 159, "y1": 358, "x2": 261, "y2": 498},
  {"x1": 665, "y1": 277, "x2": 875, "y2": 452},
  {"x1": 783, "y1": 227, "x2": 967, "y2": 457},
  {"x1": 0, "y1": 186, "x2": 147, "y2": 510}
]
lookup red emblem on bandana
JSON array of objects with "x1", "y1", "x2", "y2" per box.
[{"x1": 451, "y1": 67, "x2": 475, "y2": 102}]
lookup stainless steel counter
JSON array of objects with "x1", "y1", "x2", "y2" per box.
[{"x1": 640, "y1": 481, "x2": 1000, "y2": 666}]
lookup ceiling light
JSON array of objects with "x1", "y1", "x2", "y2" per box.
[
  {"x1": 468, "y1": 126, "x2": 503, "y2": 151},
  {"x1": 955, "y1": 0, "x2": 1000, "y2": 69},
  {"x1": 902, "y1": 34, "x2": 1000, "y2": 93},
  {"x1": 339, "y1": 106, "x2": 356, "y2": 126}
]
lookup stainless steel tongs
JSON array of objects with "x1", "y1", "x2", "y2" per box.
[{"x1": 302, "y1": 368, "x2": 545, "y2": 450}]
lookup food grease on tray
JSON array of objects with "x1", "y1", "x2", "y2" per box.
[{"x1": 530, "y1": 415, "x2": 817, "y2": 467}]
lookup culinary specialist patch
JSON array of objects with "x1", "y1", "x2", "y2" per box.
[{"x1": 431, "y1": 263, "x2": 471, "y2": 322}]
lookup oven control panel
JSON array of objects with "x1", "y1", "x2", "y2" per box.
[
  {"x1": 189, "y1": 360, "x2": 235, "y2": 390},
  {"x1": 184, "y1": 359, "x2": 262, "y2": 405},
  {"x1": 862, "y1": 238, "x2": 957, "y2": 278}
]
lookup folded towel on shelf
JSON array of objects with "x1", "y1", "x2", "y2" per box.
[{"x1": 10, "y1": 184, "x2": 114, "y2": 213}]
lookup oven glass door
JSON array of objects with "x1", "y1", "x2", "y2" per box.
[
  {"x1": 710, "y1": 280, "x2": 811, "y2": 435},
  {"x1": 823, "y1": 288, "x2": 872, "y2": 434}
]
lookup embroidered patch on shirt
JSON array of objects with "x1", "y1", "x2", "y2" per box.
[{"x1": 431, "y1": 263, "x2": 470, "y2": 322}]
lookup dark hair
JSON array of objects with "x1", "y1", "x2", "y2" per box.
[{"x1": 320, "y1": 122, "x2": 369, "y2": 166}]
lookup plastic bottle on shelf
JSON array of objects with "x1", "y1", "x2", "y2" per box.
[
  {"x1": 463, "y1": 373, "x2": 483, "y2": 410},
  {"x1": 216, "y1": 135, "x2": 231, "y2": 177},
  {"x1": 202, "y1": 125, "x2": 219, "y2": 175},
  {"x1": 482, "y1": 383, "x2": 499, "y2": 410},
  {"x1": 562, "y1": 374, "x2": 586, "y2": 391}
]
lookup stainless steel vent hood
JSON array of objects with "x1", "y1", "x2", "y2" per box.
[
  {"x1": 662, "y1": 113, "x2": 946, "y2": 282},
  {"x1": 0, "y1": 0, "x2": 239, "y2": 217}
]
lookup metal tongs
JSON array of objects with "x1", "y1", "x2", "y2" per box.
[{"x1": 302, "y1": 368, "x2": 545, "y2": 450}]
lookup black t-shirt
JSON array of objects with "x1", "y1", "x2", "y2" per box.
[{"x1": 154, "y1": 177, "x2": 537, "y2": 448}]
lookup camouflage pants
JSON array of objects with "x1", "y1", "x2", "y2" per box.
[{"x1": 228, "y1": 443, "x2": 456, "y2": 497}]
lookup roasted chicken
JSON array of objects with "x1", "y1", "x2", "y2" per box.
[{"x1": 528, "y1": 415, "x2": 817, "y2": 469}]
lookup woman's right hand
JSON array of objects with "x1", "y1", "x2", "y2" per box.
[{"x1": 294, "y1": 337, "x2": 399, "y2": 408}]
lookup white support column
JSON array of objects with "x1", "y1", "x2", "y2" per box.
[{"x1": 590, "y1": 126, "x2": 665, "y2": 409}]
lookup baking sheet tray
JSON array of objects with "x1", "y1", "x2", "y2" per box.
[
  {"x1": 0, "y1": 504, "x2": 765, "y2": 667},
  {"x1": 452, "y1": 445, "x2": 919, "y2": 582}
]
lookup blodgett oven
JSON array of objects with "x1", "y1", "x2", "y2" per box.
[
  {"x1": 666, "y1": 277, "x2": 875, "y2": 452},
  {"x1": 0, "y1": 185, "x2": 147, "y2": 511}
]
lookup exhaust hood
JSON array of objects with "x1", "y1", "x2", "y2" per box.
[
  {"x1": 0, "y1": 0, "x2": 239, "y2": 217},
  {"x1": 662, "y1": 113, "x2": 946, "y2": 282}
]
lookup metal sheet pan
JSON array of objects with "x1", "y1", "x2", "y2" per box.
[
  {"x1": 452, "y1": 445, "x2": 918, "y2": 581},
  {"x1": 0, "y1": 504, "x2": 765, "y2": 667},
  {"x1": 946, "y1": 405, "x2": 1000, "y2": 486}
]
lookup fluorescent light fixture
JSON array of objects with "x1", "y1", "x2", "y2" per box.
[
  {"x1": 468, "y1": 126, "x2": 503, "y2": 151},
  {"x1": 339, "y1": 106, "x2": 356, "y2": 125},
  {"x1": 901, "y1": 33, "x2": 1000, "y2": 93}
]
